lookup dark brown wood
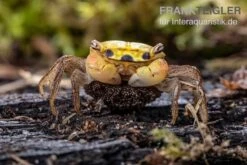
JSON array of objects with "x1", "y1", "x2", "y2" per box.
[{"x1": 0, "y1": 83, "x2": 246, "y2": 164}]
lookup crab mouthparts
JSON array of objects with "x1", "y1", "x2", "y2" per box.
[{"x1": 120, "y1": 75, "x2": 132, "y2": 81}]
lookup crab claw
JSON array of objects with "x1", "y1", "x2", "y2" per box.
[
  {"x1": 128, "y1": 59, "x2": 168, "y2": 87},
  {"x1": 86, "y1": 49, "x2": 121, "y2": 85}
]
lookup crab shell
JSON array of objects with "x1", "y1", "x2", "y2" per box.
[{"x1": 85, "y1": 40, "x2": 168, "y2": 87}]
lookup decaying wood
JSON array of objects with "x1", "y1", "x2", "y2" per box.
[{"x1": 0, "y1": 82, "x2": 246, "y2": 164}]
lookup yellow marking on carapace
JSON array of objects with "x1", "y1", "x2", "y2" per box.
[{"x1": 100, "y1": 40, "x2": 153, "y2": 62}]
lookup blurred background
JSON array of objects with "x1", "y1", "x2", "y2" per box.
[{"x1": 0, "y1": 0, "x2": 246, "y2": 93}]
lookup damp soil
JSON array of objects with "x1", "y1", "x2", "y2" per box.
[{"x1": 0, "y1": 79, "x2": 246, "y2": 164}]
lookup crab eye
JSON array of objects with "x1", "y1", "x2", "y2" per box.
[
  {"x1": 142, "y1": 52, "x2": 150, "y2": 60},
  {"x1": 153, "y1": 43, "x2": 164, "y2": 54},
  {"x1": 105, "y1": 49, "x2": 114, "y2": 57},
  {"x1": 90, "y1": 40, "x2": 101, "y2": 51}
]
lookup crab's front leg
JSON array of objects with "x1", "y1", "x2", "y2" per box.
[
  {"x1": 38, "y1": 55, "x2": 90, "y2": 116},
  {"x1": 128, "y1": 59, "x2": 168, "y2": 87}
]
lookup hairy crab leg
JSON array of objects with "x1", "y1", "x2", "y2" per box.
[
  {"x1": 180, "y1": 81, "x2": 208, "y2": 123},
  {"x1": 171, "y1": 80, "x2": 181, "y2": 124},
  {"x1": 38, "y1": 55, "x2": 87, "y2": 116},
  {"x1": 49, "y1": 67, "x2": 64, "y2": 116},
  {"x1": 39, "y1": 57, "x2": 64, "y2": 97},
  {"x1": 185, "y1": 101, "x2": 201, "y2": 126},
  {"x1": 156, "y1": 65, "x2": 208, "y2": 124},
  {"x1": 156, "y1": 77, "x2": 181, "y2": 124},
  {"x1": 71, "y1": 69, "x2": 91, "y2": 113}
]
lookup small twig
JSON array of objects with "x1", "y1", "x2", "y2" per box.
[
  {"x1": 9, "y1": 154, "x2": 32, "y2": 165},
  {"x1": 207, "y1": 118, "x2": 223, "y2": 125},
  {"x1": 0, "y1": 79, "x2": 27, "y2": 94},
  {"x1": 14, "y1": 116, "x2": 35, "y2": 121},
  {"x1": 67, "y1": 131, "x2": 84, "y2": 141},
  {"x1": 0, "y1": 116, "x2": 34, "y2": 122},
  {"x1": 62, "y1": 113, "x2": 76, "y2": 125},
  {"x1": 0, "y1": 69, "x2": 72, "y2": 94},
  {"x1": 19, "y1": 69, "x2": 71, "y2": 88}
]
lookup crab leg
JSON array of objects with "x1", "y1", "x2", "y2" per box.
[
  {"x1": 48, "y1": 67, "x2": 63, "y2": 116},
  {"x1": 71, "y1": 69, "x2": 91, "y2": 113},
  {"x1": 181, "y1": 81, "x2": 208, "y2": 123},
  {"x1": 157, "y1": 65, "x2": 208, "y2": 124},
  {"x1": 128, "y1": 59, "x2": 168, "y2": 87},
  {"x1": 38, "y1": 55, "x2": 89, "y2": 116},
  {"x1": 156, "y1": 77, "x2": 181, "y2": 124}
]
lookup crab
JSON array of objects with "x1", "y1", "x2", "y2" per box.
[{"x1": 38, "y1": 40, "x2": 208, "y2": 124}]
